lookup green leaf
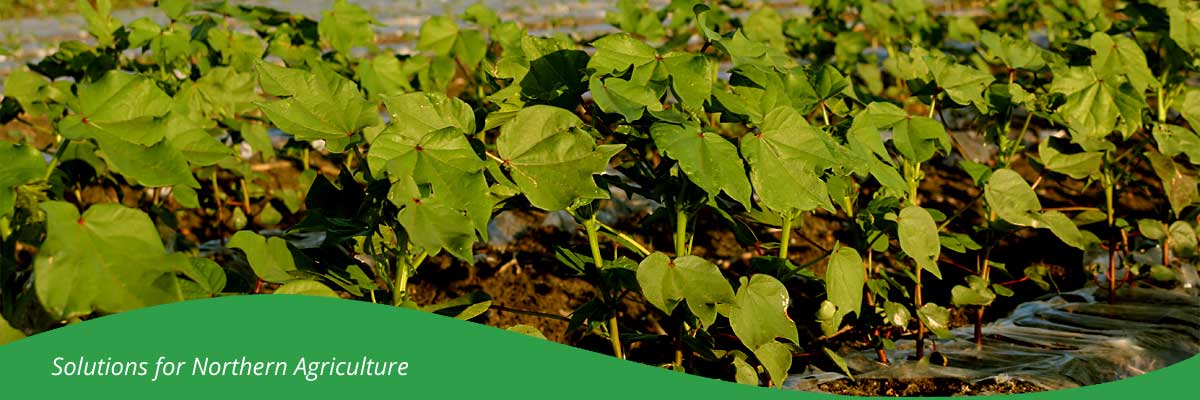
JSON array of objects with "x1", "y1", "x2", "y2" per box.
[
  {"x1": 0, "y1": 314, "x2": 25, "y2": 345},
  {"x1": 730, "y1": 275, "x2": 798, "y2": 350},
  {"x1": 1050, "y1": 65, "x2": 1145, "y2": 145},
  {"x1": 1169, "y1": 221, "x2": 1198, "y2": 258},
  {"x1": 418, "y1": 16, "x2": 486, "y2": 69},
  {"x1": 980, "y1": 32, "x2": 1046, "y2": 70},
  {"x1": 825, "y1": 246, "x2": 865, "y2": 318},
  {"x1": 891, "y1": 115, "x2": 950, "y2": 163},
  {"x1": 424, "y1": 291, "x2": 493, "y2": 320},
  {"x1": 1169, "y1": 6, "x2": 1200, "y2": 56},
  {"x1": 754, "y1": 341, "x2": 792, "y2": 388},
  {"x1": 319, "y1": 0, "x2": 376, "y2": 54},
  {"x1": 357, "y1": 55, "x2": 414, "y2": 100},
  {"x1": 34, "y1": 202, "x2": 187, "y2": 319},
  {"x1": 97, "y1": 137, "x2": 200, "y2": 188},
  {"x1": 1147, "y1": 150, "x2": 1199, "y2": 216},
  {"x1": 0, "y1": 143, "x2": 44, "y2": 220},
  {"x1": 507, "y1": 325, "x2": 547, "y2": 340},
  {"x1": 898, "y1": 206, "x2": 942, "y2": 279},
  {"x1": 986, "y1": 169, "x2": 1092, "y2": 249},
  {"x1": 636, "y1": 253, "x2": 735, "y2": 327},
  {"x1": 650, "y1": 120, "x2": 751, "y2": 207},
  {"x1": 1138, "y1": 219, "x2": 1169, "y2": 241},
  {"x1": 176, "y1": 258, "x2": 227, "y2": 299},
  {"x1": 172, "y1": 184, "x2": 199, "y2": 209},
  {"x1": 916, "y1": 303, "x2": 953, "y2": 339},
  {"x1": 1039, "y1": 139, "x2": 1102, "y2": 179},
  {"x1": 985, "y1": 168, "x2": 1042, "y2": 226},
  {"x1": 79, "y1": 0, "x2": 121, "y2": 48},
  {"x1": 228, "y1": 231, "x2": 298, "y2": 283},
  {"x1": 254, "y1": 62, "x2": 380, "y2": 142},
  {"x1": 496, "y1": 106, "x2": 624, "y2": 211},
  {"x1": 883, "y1": 301, "x2": 911, "y2": 327},
  {"x1": 394, "y1": 193, "x2": 478, "y2": 261},
  {"x1": 822, "y1": 347, "x2": 853, "y2": 380},
  {"x1": 926, "y1": 55, "x2": 993, "y2": 112},
  {"x1": 741, "y1": 106, "x2": 836, "y2": 214},
  {"x1": 1152, "y1": 124, "x2": 1200, "y2": 163},
  {"x1": 589, "y1": 77, "x2": 662, "y2": 121},
  {"x1": 60, "y1": 71, "x2": 172, "y2": 146},
  {"x1": 1089, "y1": 32, "x2": 1157, "y2": 93},
  {"x1": 275, "y1": 280, "x2": 339, "y2": 298},
  {"x1": 587, "y1": 33, "x2": 657, "y2": 75},
  {"x1": 951, "y1": 276, "x2": 996, "y2": 307}
]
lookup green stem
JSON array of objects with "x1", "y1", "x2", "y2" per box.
[
  {"x1": 597, "y1": 221, "x2": 651, "y2": 257},
  {"x1": 42, "y1": 138, "x2": 68, "y2": 181},
  {"x1": 303, "y1": 148, "x2": 311, "y2": 171},
  {"x1": 394, "y1": 258, "x2": 409, "y2": 306},
  {"x1": 585, "y1": 213, "x2": 623, "y2": 359},
  {"x1": 240, "y1": 178, "x2": 252, "y2": 215},
  {"x1": 820, "y1": 102, "x2": 831, "y2": 126},
  {"x1": 779, "y1": 212, "x2": 793, "y2": 260},
  {"x1": 674, "y1": 208, "x2": 689, "y2": 257}
]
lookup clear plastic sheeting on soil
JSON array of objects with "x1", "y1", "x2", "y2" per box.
[{"x1": 786, "y1": 286, "x2": 1200, "y2": 391}]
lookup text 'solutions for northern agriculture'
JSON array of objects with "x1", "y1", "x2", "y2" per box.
[{"x1": 50, "y1": 356, "x2": 410, "y2": 382}]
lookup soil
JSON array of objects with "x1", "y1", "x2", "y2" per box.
[{"x1": 817, "y1": 377, "x2": 1044, "y2": 396}]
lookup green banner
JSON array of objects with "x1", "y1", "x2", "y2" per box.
[{"x1": 0, "y1": 295, "x2": 1193, "y2": 398}]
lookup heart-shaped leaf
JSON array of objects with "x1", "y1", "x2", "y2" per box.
[
  {"x1": 34, "y1": 202, "x2": 189, "y2": 319},
  {"x1": 496, "y1": 106, "x2": 623, "y2": 211},
  {"x1": 650, "y1": 120, "x2": 751, "y2": 207}
]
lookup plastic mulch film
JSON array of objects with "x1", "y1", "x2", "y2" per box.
[{"x1": 785, "y1": 286, "x2": 1200, "y2": 391}]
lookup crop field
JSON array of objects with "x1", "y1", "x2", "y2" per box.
[{"x1": 1, "y1": 0, "x2": 1198, "y2": 395}]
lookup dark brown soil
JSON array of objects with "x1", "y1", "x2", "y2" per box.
[{"x1": 817, "y1": 377, "x2": 1044, "y2": 396}]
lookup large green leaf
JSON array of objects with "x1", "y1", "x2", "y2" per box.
[
  {"x1": 729, "y1": 274, "x2": 798, "y2": 350},
  {"x1": 254, "y1": 62, "x2": 380, "y2": 142},
  {"x1": 635, "y1": 252, "x2": 735, "y2": 327},
  {"x1": 1089, "y1": 32, "x2": 1157, "y2": 93},
  {"x1": 34, "y1": 202, "x2": 187, "y2": 319},
  {"x1": 0, "y1": 143, "x2": 44, "y2": 220},
  {"x1": 318, "y1": 0, "x2": 376, "y2": 54},
  {"x1": 650, "y1": 120, "x2": 751, "y2": 207},
  {"x1": 495, "y1": 106, "x2": 624, "y2": 211},
  {"x1": 228, "y1": 231, "x2": 298, "y2": 283},
  {"x1": 59, "y1": 71, "x2": 172, "y2": 146},
  {"x1": 825, "y1": 246, "x2": 865, "y2": 318},
  {"x1": 1050, "y1": 65, "x2": 1146, "y2": 146},
  {"x1": 898, "y1": 206, "x2": 942, "y2": 279},
  {"x1": 373, "y1": 124, "x2": 490, "y2": 240},
  {"x1": 741, "y1": 106, "x2": 836, "y2": 214}
]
